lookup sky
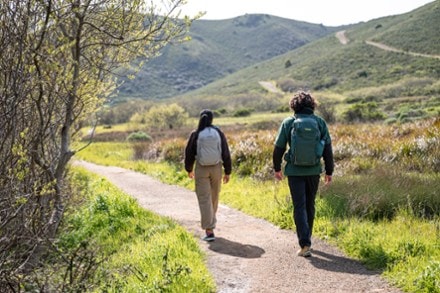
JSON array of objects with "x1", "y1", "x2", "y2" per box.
[{"x1": 176, "y1": 0, "x2": 435, "y2": 26}]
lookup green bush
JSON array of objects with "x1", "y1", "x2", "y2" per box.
[
  {"x1": 161, "y1": 139, "x2": 186, "y2": 165},
  {"x1": 130, "y1": 103, "x2": 189, "y2": 130},
  {"x1": 127, "y1": 131, "x2": 152, "y2": 142},
  {"x1": 342, "y1": 102, "x2": 386, "y2": 122},
  {"x1": 229, "y1": 133, "x2": 273, "y2": 180},
  {"x1": 233, "y1": 108, "x2": 252, "y2": 117}
]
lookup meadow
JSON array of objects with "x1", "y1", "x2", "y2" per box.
[{"x1": 74, "y1": 115, "x2": 440, "y2": 292}]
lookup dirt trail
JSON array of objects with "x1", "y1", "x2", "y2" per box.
[
  {"x1": 336, "y1": 31, "x2": 349, "y2": 45},
  {"x1": 258, "y1": 81, "x2": 283, "y2": 94},
  {"x1": 336, "y1": 30, "x2": 440, "y2": 59},
  {"x1": 365, "y1": 41, "x2": 440, "y2": 59},
  {"x1": 74, "y1": 160, "x2": 401, "y2": 293}
]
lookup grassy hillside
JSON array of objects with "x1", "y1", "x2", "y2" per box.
[
  {"x1": 116, "y1": 14, "x2": 339, "y2": 100},
  {"x1": 172, "y1": 1, "x2": 439, "y2": 121},
  {"x1": 355, "y1": 1, "x2": 440, "y2": 55}
]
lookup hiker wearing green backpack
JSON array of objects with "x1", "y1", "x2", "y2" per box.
[
  {"x1": 273, "y1": 91, "x2": 334, "y2": 257},
  {"x1": 184, "y1": 109, "x2": 232, "y2": 242}
]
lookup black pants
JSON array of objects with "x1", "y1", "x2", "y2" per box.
[{"x1": 287, "y1": 175, "x2": 320, "y2": 248}]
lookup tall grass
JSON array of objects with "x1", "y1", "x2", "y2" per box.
[{"x1": 50, "y1": 167, "x2": 215, "y2": 292}]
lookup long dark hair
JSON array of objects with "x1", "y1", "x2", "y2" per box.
[{"x1": 197, "y1": 109, "x2": 214, "y2": 132}]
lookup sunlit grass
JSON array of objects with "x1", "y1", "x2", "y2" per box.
[
  {"x1": 313, "y1": 210, "x2": 440, "y2": 292},
  {"x1": 80, "y1": 123, "x2": 131, "y2": 134},
  {"x1": 74, "y1": 142, "x2": 133, "y2": 166},
  {"x1": 63, "y1": 167, "x2": 215, "y2": 292}
]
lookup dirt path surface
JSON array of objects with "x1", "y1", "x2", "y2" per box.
[
  {"x1": 365, "y1": 41, "x2": 440, "y2": 59},
  {"x1": 258, "y1": 81, "x2": 283, "y2": 94},
  {"x1": 336, "y1": 31, "x2": 349, "y2": 45},
  {"x1": 74, "y1": 160, "x2": 401, "y2": 293},
  {"x1": 336, "y1": 30, "x2": 439, "y2": 60}
]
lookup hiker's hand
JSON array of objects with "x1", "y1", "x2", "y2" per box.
[
  {"x1": 324, "y1": 175, "x2": 332, "y2": 185},
  {"x1": 223, "y1": 174, "x2": 230, "y2": 184},
  {"x1": 274, "y1": 171, "x2": 283, "y2": 181},
  {"x1": 188, "y1": 171, "x2": 194, "y2": 179}
]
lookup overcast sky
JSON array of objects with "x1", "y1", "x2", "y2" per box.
[{"x1": 176, "y1": 0, "x2": 434, "y2": 26}]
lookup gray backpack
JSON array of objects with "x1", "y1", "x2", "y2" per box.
[{"x1": 196, "y1": 127, "x2": 222, "y2": 166}]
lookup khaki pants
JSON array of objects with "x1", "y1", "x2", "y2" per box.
[{"x1": 194, "y1": 162, "x2": 222, "y2": 230}]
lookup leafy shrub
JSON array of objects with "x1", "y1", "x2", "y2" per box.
[
  {"x1": 384, "y1": 117, "x2": 398, "y2": 125},
  {"x1": 396, "y1": 108, "x2": 428, "y2": 123},
  {"x1": 99, "y1": 100, "x2": 154, "y2": 124},
  {"x1": 233, "y1": 108, "x2": 252, "y2": 117},
  {"x1": 127, "y1": 131, "x2": 152, "y2": 142},
  {"x1": 161, "y1": 139, "x2": 186, "y2": 165},
  {"x1": 131, "y1": 103, "x2": 189, "y2": 130},
  {"x1": 229, "y1": 132, "x2": 274, "y2": 180},
  {"x1": 342, "y1": 102, "x2": 386, "y2": 122}
]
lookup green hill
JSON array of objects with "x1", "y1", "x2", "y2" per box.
[
  {"x1": 172, "y1": 1, "x2": 439, "y2": 120},
  {"x1": 182, "y1": 1, "x2": 439, "y2": 94},
  {"x1": 104, "y1": 1, "x2": 439, "y2": 124},
  {"x1": 116, "y1": 14, "x2": 340, "y2": 100}
]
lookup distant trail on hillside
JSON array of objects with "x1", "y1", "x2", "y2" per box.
[
  {"x1": 335, "y1": 30, "x2": 439, "y2": 59},
  {"x1": 365, "y1": 41, "x2": 440, "y2": 59},
  {"x1": 335, "y1": 31, "x2": 349, "y2": 45},
  {"x1": 258, "y1": 81, "x2": 283, "y2": 94}
]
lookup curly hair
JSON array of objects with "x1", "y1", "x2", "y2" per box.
[{"x1": 289, "y1": 91, "x2": 317, "y2": 113}]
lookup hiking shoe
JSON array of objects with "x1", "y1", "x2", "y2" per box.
[
  {"x1": 202, "y1": 233, "x2": 215, "y2": 242},
  {"x1": 297, "y1": 246, "x2": 312, "y2": 257}
]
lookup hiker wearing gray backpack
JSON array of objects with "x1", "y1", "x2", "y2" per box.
[
  {"x1": 184, "y1": 109, "x2": 232, "y2": 242},
  {"x1": 273, "y1": 91, "x2": 334, "y2": 257}
]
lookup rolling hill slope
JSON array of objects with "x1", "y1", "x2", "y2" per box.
[
  {"x1": 177, "y1": 1, "x2": 439, "y2": 100},
  {"x1": 115, "y1": 14, "x2": 340, "y2": 100}
]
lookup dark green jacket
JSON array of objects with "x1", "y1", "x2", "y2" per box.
[{"x1": 273, "y1": 108, "x2": 334, "y2": 176}]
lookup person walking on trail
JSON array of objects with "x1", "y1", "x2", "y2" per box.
[
  {"x1": 184, "y1": 109, "x2": 232, "y2": 242},
  {"x1": 272, "y1": 91, "x2": 334, "y2": 257}
]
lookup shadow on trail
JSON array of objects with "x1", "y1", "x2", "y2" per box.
[
  {"x1": 208, "y1": 237, "x2": 265, "y2": 258},
  {"x1": 309, "y1": 250, "x2": 380, "y2": 276}
]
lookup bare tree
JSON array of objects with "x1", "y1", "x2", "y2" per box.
[{"x1": 0, "y1": 0, "x2": 195, "y2": 289}]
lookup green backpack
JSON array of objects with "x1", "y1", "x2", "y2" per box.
[{"x1": 290, "y1": 115, "x2": 325, "y2": 166}]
